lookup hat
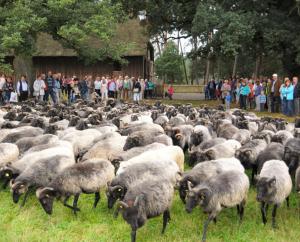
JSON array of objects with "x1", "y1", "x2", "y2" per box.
[{"x1": 272, "y1": 74, "x2": 278, "y2": 77}]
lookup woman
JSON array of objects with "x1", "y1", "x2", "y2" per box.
[
  {"x1": 140, "y1": 78, "x2": 145, "y2": 100},
  {"x1": 101, "y1": 77, "x2": 108, "y2": 102},
  {"x1": 17, "y1": 75, "x2": 29, "y2": 102},
  {"x1": 0, "y1": 74, "x2": 6, "y2": 104},
  {"x1": 281, "y1": 78, "x2": 294, "y2": 117},
  {"x1": 239, "y1": 79, "x2": 250, "y2": 110},
  {"x1": 3, "y1": 77, "x2": 14, "y2": 103},
  {"x1": 235, "y1": 82, "x2": 241, "y2": 105},
  {"x1": 94, "y1": 76, "x2": 101, "y2": 97},
  {"x1": 108, "y1": 77, "x2": 116, "y2": 98},
  {"x1": 123, "y1": 76, "x2": 130, "y2": 100},
  {"x1": 33, "y1": 75, "x2": 46, "y2": 102},
  {"x1": 254, "y1": 80, "x2": 262, "y2": 111},
  {"x1": 221, "y1": 80, "x2": 231, "y2": 104},
  {"x1": 133, "y1": 79, "x2": 141, "y2": 104},
  {"x1": 165, "y1": 84, "x2": 174, "y2": 100},
  {"x1": 116, "y1": 76, "x2": 123, "y2": 100}
]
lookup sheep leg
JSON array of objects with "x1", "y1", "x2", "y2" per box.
[
  {"x1": 63, "y1": 196, "x2": 75, "y2": 210},
  {"x1": 2, "y1": 179, "x2": 9, "y2": 189},
  {"x1": 260, "y1": 202, "x2": 267, "y2": 224},
  {"x1": 72, "y1": 194, "x2": 80, "y2": 215},
  {"x1": 161, "y1": 209, "x2": 171, "y2": 234},
  {"x1": 20, "y1": 190, "x2": 30, "y2": 207},
  {"x1": 236, "y1": 205, "x2": 240, "y2": 216},
  {"x1": 272, "y1": 204, "x2": 278, "y2": 229},
  {"x1": 131, "y1": 229, "x2": 137, "y2": 242},
  {"x1": 93, "y1": 192, "x2": 100, "y2": 208},
  {"x1": 286, "y1": 197, "x2": 290, "y2": 208},
  {"x1": 239, "y1": 202, "x2": 245, "y2": 222},
  {"x1": 251, "y1": 165, "x2": 257, "y2": 185},
  {"x1": 213, "y1": 218, "x2": 217, "y2": 224},
  {"x1": 201, "y1": 214, "x2": 214, "y2": 242}
]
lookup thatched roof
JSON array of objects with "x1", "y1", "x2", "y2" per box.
[{"x1": 34, "y1": 19, "x2": 149, "y2": 57}]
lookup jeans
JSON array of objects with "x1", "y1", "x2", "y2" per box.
[
  {"x1": 240, "y1": 95, "x2": 247, "y2": 110},
  {"x1": 255, "y1": 95, "x2": 260, "y2": 111},
  {"x1": 133, "y1": 92, "x2": 140, "y2": 102},
  {"x1": 225, "y1": 101, "x2": 230, "y2": 111},
  {"x1": 49, "y1": 89, "x2": 57, "y2": 104},
  {"x1": 282, "y1": 98, "x2": 294, "y2": 116},
  {"x1": 294, "y1": 98, "x2": 300, "y2": 116},
  {"x1": 271, "y1": 94, "x2": 281, "y2": 113}
]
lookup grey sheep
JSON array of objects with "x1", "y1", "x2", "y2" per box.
[
  {"x1": 165, "y1": 124, "x2": 194, "y2": 152},
  {"x1": 256, "y1": 160, "x2": 292, "y2": 228},
  {"x1": 2, "y1": 127, "x2": 44, "y2": 143},
  {"x1": 257, "y1": 143, "x2": 284, "y2": 173},
  {"x1": 10, "y1": 155, "x2": 75, "y2": 206},
  {"x1": 118, "y1": 178, "x2": 174, "y2": 242},
  {"x1": 123, "y1": 130, "x2": 172, "y2": 151},
  {"x1": 283, "y1": 138, "x2": 300, "y2": 174},
  {"x1": 271, "y1": 130, "x2": 294, "y2": 145},
  {"x1": 120, "y1": 123, "x2": 164, "y2": 136},
  {"x1": 36, "y1": 159, "x2": 115, "y2": 215},
  {"x1": 186, "y1": 170, "x2": 249, "y2": 242}
]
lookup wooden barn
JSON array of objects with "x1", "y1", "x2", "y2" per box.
[{"x1": 6, "y1": 19, "x2": 154, "y2": 83}]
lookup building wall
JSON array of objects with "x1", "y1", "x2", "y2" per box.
[{"x1": 32, "y1": 56, "x2": 146, "y2": 79}]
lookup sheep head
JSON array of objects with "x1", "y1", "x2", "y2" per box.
[
  {"x1": 10, "y1": 180, "x2": 29, "y2": 204},
  {"x1": 186, "y1": 185, "x2": 212, "y2": 213},
  {"x1": 36, "y1": 187, "x2": 57, "y2": 215},
  {"x1": 106, "y1": 184, "x2": 126, "y2": 209},
  {"x1": 256, "y1": 176, "x2": 276, "y2": 203}
]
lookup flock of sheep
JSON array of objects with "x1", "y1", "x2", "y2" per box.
[{"x1": 0, "y1": 99, "x2": 299, "y2": 242}]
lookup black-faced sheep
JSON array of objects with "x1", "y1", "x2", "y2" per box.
[
  {"x1": 283, "y1": 138, "x2": 300, "y2": 174},
  {"x1": 36, "y1": 159, "x2": 114, "y2": 215},
  {"x1": 256, "y1": 160, "x2": 292, "y2": 228},
  {"x1": 118, "y1": 178, "x2": 174, "y2": 242},
  {"x1": 186, "y1": 170, "x2": 249, "y2": 242}
]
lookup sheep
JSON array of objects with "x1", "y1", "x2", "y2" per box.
[
  {"x1": 178, "y1": 157, "x2": 244, "y2": 203},
  {"x1": 256, "y1": 160, "x2": 292, "y2": 228},
  {"x1": 256, "y1": 143, "x2": 285, "y2": 173},
  {"x1": 36, "y1": 159, "x2": 115, "y2": 215},
  {"x1": 123, "y1": 130, "x2": 172, "y2": 151},
  {"x1": 107, "y1": 159, "x2": 179, "y2": 210},
  {"x1": 10, "y1": 155, "x2": 75, "y2": 206},
  {"x1": 118, "y1": 178, "x2": 174, "y2": 242},
  {"x1": 120, "y1": 123, "x2": 164, "y2": 136},
  {"x1": 82, "y1": 133, "x2": 127, "y2": 161},
  {"x1": 232, "y1": 129, "x2": 251, "y2": 145},
  {"x1": 235, "y1": 139, "x2": 268, "y2": 183},
  {"x1": 189, "y1": 125, "x2": 212, "y2": 149},
  {"x1": 165, "y1": 124, "x2": 193, "y2": 151},
  {"x1": 271, "y1": 130, "x2": 294, "y2": 145},
  {"x1": 0, "y1": 143, "x2": 19, "y2": 168},
  {"x1": 251, "y1": 130, "x2": 275, "y2": 144},
  {"x1": 1, "y1": 126, "x2": 44, "y2": 143},
  {"x1": 295, "y1": 166, "x2": 300, "y2": 192},
  {"x1": 216, "y1": 123, "x2": 239, "y2": 139},
  {"x1": 15, "y1": 134, "x2": 59, "y2": 154},
  {"x1": 117, "y1": 146, "x2": 185, "y2": 174},
  {"x1": 189, "y1": 139, "x2": 241, "y2": 165},
  {"x1": 185, "y1": 170, "x2": 249, "y2": 242},
  {"x1": 108, "y1": 142, "x2": 166, "y2": 168},
  {"x1": 283, "y1": 138, "x2": 300, "y2": 174}
]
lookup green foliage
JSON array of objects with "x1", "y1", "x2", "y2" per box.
[
  {"x1": 0, "y1": 0, "x2": 129, "y2": 69},
  {"x1": 155, "y1": 42, "x2": 184, "y2": 83}
]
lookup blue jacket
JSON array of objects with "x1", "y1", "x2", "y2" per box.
[
  {"x1": 281, "y1": 85, "x2": 294, "y2": 100},
  {"x1": 240, "y1": 85, "x2": 250, "y2": 96}
]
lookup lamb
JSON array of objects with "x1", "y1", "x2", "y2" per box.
[
  {"x1": 178, "y1": 157, "x2": 244, "y2": 203},
  {"x1": 235, "y1": 139, "x2": 268, "y2": 182},
  {"x1": 10, "y1": 155, "x2": 75, "y2": 206},
  {"x1": 271, "y1": 130, "x2": 294, "y2": 145},
  {"x1": 36, "y1": 159, "x2": 115, "y2": 215},
  {"x1": 185, "y1": 170, "x2": 249, "y2": 242},
  {"x1": 256, "y1": 160, "x2": 292, "y2": 228},
  {"x1": 15, "y1": 134, "x2": 59, "y2": 154},
  {"x1": 107, "y1": 159, "x2": 179, "y2": 210},
  {"x1": 256, "y1": 143, "x2": 284, "y2": 173},
  {"x1": 189, "y1": 139, "x2": 241, "y2": 165},
  {"x1": 118, "y1": 178, "x2": 174, "y2": 242},
  {"x1": 117, "y1": 146, "x2": 185, "y2": 174},
  {"x1": 123, "y1": 130, "x2": 172, "y2": 151}
]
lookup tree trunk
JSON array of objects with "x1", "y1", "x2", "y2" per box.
[
  {"x1": 232, "y1": 54, "x2": 238, "y2": 78},
  {"x1": 155, "y1": 37, "x2": 162, "y2": 57},
  {"x1": 179, "y1": 39, "x2": 189, "y2": 84},
  {"x1": 205, "y1": 56, "x2": 210, "y2": 84},
  {"x1": 254, "y1": 54, "x2": 262, "y2": 80}
]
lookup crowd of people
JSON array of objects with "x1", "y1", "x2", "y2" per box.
[
  {"x1": 205, "y1": 74, "x2": 300, "y2": 116},
  {"x1": 0, "y1": 72, "x2": 157, "y2": 105}
]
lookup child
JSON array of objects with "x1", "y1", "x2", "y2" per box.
[
  {"x1": 260, "y1": 90, "x2": 266, "y2": 112},
  {"x1": 225, "y1": 92, "x2": 231, "y2": 111},
  {"x1": 165, "y1": 84, "x2": 174, "y2": 100}
]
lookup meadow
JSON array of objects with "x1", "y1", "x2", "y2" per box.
[{"x1": 0, "y1": 99, "x2": 299, "y2": 242}]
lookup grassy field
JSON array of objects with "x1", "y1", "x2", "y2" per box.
[{"x1": 0, "y1": 99, "x2": 299, "y2": 242}]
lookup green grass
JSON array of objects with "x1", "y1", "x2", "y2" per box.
[{"x1": 1, "y1": 99, "x2": 299, "y2": 242}]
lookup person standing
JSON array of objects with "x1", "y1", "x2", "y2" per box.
[
  {"x1": 108, "y1": 77, "x2": 116, "y2": 98},
  {"x1": 3, "y1": 77, "x2": 14, "y2": 103},
  {"x1": 116, "y1": 76, "x2": 123, "y2": 100},
  {"x1": 46, "y1": 71, "x2": 57, "y2": 104},
  {"x1": 123, "y1": 76, "x2": 130, "y2": 100},
  {"x1": 94, "y1": 76, "x2": 101, "y2": 97},
  {"x1": 270, "y1": 74, "x2": 282, "y2": 113},
  {"x1": 225, "y1": 92, "x2": 231, "y2": 111},
  {"x1": 239, "y1": 79, "x2": 250, "y2": 110},
  {"x1": 221, "y1": 79, "x2": 231, "y2": 104},
  {"x1": 101, "y1": 77, "x2": 108, "y2": 102},
  {"x1": 281, "y1": 78, "x2": 294, "y2": 117},
  {"x1": 147, "y1": 79, "x2": 155, "y2": 98},
  {"x1": 235, "y1": 82, "x2": 241, "y2": 105},
  {"x1": 165, "y1": 84, "x2": 174, "y2": 100},
  {"x1": 254, "y1": 80, "x2": 262, "y2": 111},
  {"x1": 33, "y1": 75, "x2": 46, "y2": 102},
  {"x1": 260, "y1": 90, "x2": 267, "y2": 112},
  {"x1": 140, "y1": 78, "x2": 145, "y2": 100},
  {"x1": 133, "y1": 79, "x2": 141, "y2": 104},
  {"x1": 248, "y1": 79, "x2": 255, "y2": 109},
  {"x1": 79, "y1": 76, "x2": 89, "y2": 100},
  {"x1": 17, "y1": 75, "x2": 29, "y2": 102},
  {"x1": 293, "y1": 76, "x2": 300, "y2": 116}
]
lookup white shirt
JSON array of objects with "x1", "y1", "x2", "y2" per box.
[
  {"x1": 17, "y1": 80, "x2": 28, "y2": 94},
  {"x1": 0, "y1": 77, "x2": 6, "y2": 90}
]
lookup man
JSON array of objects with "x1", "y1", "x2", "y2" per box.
[
  {"x1": 78, "y1": 76, "x2": 89, "y2": 100},
  {"x1": 46, "y1": 71, "x2": 57, "y2": 104},
  {"x1": 293, "y1": 76, "x2": 300, "y2": 115},
  {"x1": 17, "y1": 75, "x2": 29, "y2": 102},
  {"x1": 270, "y1": 74, "x2": 282, "y2": 113}
]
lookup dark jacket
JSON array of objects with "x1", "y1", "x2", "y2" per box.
[
  {"x1": 133, "y1": 81, "x2": 141, "y2": 92},
  {"x1": 271, "y1": 79, "x2": 282, "y2": 97},
  {"x1": 294, "y1": 82, "x2": 300, "y2": 98}
]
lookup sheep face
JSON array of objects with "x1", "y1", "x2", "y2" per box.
[
  {"x1": 179, "y1": 177, "x2": 197, "y2": 204},
  {"x1": 123, "y1": 136, "x2": 140, "y2": 151},
  {"x1": 256, "y1": 177, "x2": 276, "y2": 203},
  {"x1": 0, "y1": 167, "x2": 18, "y2": 184},
  {"x1": 186, "y1": 186, "x2": 212, "y2": 213},
  {"x1": 44, "y1": 125, "x2": 58, "y2": 135},
  {"x1": 235, "y1": 150, "x2": 254, "y2": 168},
  {"x1": 188, "y1": 151, "x2": 210, "y2": 166},
  {"x1": 106, "y1": 185, "x2": 126, "y2": 209},
  {"x1": 11, "y1": 181, "x2": 29, "y2": 203},
  {"x1": 36, "y1": 188, "x2": 56, "y2": 215},
  {"x1": 190, "y1": 132, "x2": 204, "y2": 147}
]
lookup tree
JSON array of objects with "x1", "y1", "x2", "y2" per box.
[
  {"x1": 0, "y1": 0, "x2": 129, "y2": 72},
  {"x1": 155, "y1": 42, "x2": 184, "y2": 83}
]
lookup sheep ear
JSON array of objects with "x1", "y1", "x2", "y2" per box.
[{"x1": 118, "y1": 201, "x2": 129, "y2": 209}]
